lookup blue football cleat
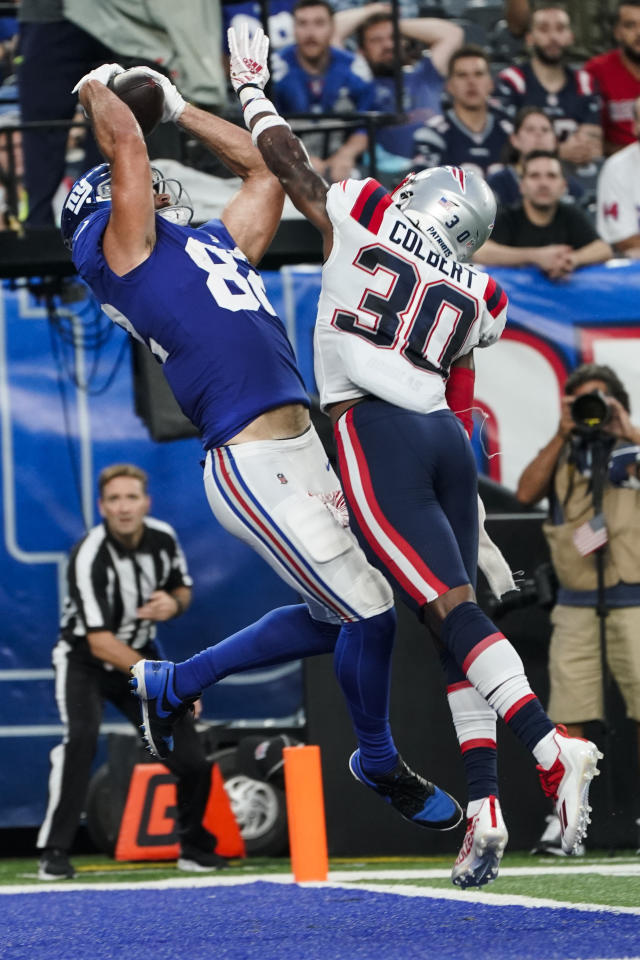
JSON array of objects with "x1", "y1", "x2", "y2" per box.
[
  {"x1": 129, "y1": 660, "x2": 198, "y2": 759},
  {"x1": 349, "y1": 749, "x2": 462, "y2": 830}
]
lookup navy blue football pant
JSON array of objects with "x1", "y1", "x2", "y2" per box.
[{"x1": 334, "y1": 399, "x2": 478, "y2": 614}]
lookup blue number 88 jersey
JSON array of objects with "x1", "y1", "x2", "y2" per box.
[{"x1": 72, "y1": 210, "x2": 309, "y2": 449}]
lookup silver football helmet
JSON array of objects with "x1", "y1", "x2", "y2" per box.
[{"x1": 391, "y1": 166, "x2": 496, "y2": 261}]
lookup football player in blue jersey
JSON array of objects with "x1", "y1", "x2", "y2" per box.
[
  {"x1": 226, "y1": 24, "x2": 603, "y2": 888},
  {"x1": 62, "y1": 61, "x2": 463, "y2": 835}
]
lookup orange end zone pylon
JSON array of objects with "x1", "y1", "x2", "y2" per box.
[{"x1": 283, "y1": 744, "x2": 328, "y2": 882}]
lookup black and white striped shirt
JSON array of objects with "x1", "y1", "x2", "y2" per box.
[{"x1": 60, "y1": 518, "x2": 192, "y2": 652}]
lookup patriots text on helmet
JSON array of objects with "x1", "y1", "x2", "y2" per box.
[{"x1": 388, "y1": 219, "x2": 475, "y2": 288}]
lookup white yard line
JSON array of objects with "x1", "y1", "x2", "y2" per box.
[
  {"x1": 2, "y1": 865, "x2": 639, "y2": 917},
  {"x1": 328, "y1": 865, "x2": 640, "y2": 880}
]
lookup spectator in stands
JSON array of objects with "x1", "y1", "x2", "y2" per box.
[
  {"x1": 0, "y1": 108, "x2": 24, "y2": 230},
  {"x1": 0, "y1": 12, "x2": 17, "y2": 84},
  {"x1": 496, "y1": 4, "x2": 603, "y2": 167},
  {"x1": 505, "y1": 0, "x2": 619, "y2": 60},
  {"x1": 331, "y1": 5, "x2": 462, "y2": 177},
  {"x1": 272, "y1": 0, "x2": 377, "y2": 181},
  {"x1": 586, "y1": 0, "x2": 640, "y2": 154},
  {"x1": 64, "y1": 0, "x2": 226, "y2": 112},
  {"x1": 474, "y1": 150, "x2": 612, "y2": 276},
  {"x1": 596, "y1": 93, "x2": 640, "y2": 253},
  {"x1": 17, "y1": 0, "x2": 114, "y2": 227},
  {"x1": 516, "y1": 363, "x2": 640, "y2": 855},
  {"x1": 223, "y1": 0, "x2": 296, "y2": 53},
  {"x1": 412, "y1": 45, "x2": 513, "y2": 178},
  {"x1": 333, "y1": 0, "x2": 422, "y2": 20},
  {"x1": 487, "y1": 105, "x2": 584, "y2": 207}
]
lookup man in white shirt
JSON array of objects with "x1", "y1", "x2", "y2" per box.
[{"x1": 597, "y1": 94, "x2": 640, "y2": 256}]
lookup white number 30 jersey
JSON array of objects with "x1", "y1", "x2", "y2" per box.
[{"x1": 315, "y1": 178, "x2": 508, "y2": 413}]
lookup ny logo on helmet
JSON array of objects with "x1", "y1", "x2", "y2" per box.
[{"x1": 65, "y1": 178, "x2": 93, "y2": 214}]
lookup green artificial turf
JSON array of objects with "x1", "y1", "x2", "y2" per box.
[{"x1": 1, "y1": 851, "x2": 638, "y2": 911}]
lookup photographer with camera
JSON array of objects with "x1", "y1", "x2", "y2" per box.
[{"x1": 517, "y1": 363, "x2": 640, "y2": 854}]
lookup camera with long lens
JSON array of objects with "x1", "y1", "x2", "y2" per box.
[
  {"x1": 571, "y1": 390, "x2": 611, "y2": 434},
  {"x1": 485, "y1": 562, "x2": 557, "y2": 620}
]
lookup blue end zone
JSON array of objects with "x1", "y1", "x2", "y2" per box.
[{"x1": 1, "y1": 883, "x2": 638, "y2": 960}]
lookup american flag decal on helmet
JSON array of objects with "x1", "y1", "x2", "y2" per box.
[{"x1": 446, "y1": 166, "x2": 466, "y2": 192}]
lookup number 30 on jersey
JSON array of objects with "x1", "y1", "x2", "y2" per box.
[{"x1": 332, "y1": 244, "x2": 479, "y2": 376}]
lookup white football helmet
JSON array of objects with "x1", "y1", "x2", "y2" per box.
[{"x1": 391, "y1": 166, "x2": 496, "y2": 261}]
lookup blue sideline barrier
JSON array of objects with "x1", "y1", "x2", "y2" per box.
[{"x1": 1, "y1": 260, "x2": 639, "y2": 825}]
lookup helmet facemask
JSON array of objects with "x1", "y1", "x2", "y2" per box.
[{"x1": 151, "y1": 167, "x2": 194, "y2": 226}]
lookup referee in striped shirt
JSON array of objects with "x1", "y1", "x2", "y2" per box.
[{"x1": 37, "y1": 463, "x2": 224, "y2": 880}]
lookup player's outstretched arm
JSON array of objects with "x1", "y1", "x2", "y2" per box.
[
  {"x1": 228, "y1": 25, "x2": 335, "y2": 259},
  {"x1": 176, "y1": 103, "x2": 285, "y2": 264},
  {"x1": 129, "y1": 65, "x2": 285, "y2": 265},
  {"x1": 77, "y1": 76, "x2": 157, "y2": 276}
]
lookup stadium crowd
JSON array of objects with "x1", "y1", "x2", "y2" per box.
[{"x1": 0, "y1": 0, "x2": 638, "y2": 249}]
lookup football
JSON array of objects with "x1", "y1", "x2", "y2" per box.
[{"x1": 108, "y1": 67, "x2": 164, "y2": 136}]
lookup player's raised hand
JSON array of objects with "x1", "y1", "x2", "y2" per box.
[
  {"x1": 72, "y1": 62, "x2": 124, "y2": 95},
  {"x1": 228, "y1": 23, "x2": 270, "y2": 94},
  {"x1": 129, "y1": 66, "x2": 186, "y2": 123}
]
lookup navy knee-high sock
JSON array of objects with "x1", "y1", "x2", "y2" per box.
[
  {"x1": 333, "y1": 607, "x2": 398, "y2": 775},
  {"x1": 174, "y1": 605, "x2": 340, "y2": 697}
]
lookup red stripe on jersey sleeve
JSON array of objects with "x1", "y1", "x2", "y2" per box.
[
  {"x1": 368, "y1": 192, "x2": 394, "y2": 234},
  {"x1": 483, "y1": 276, "x2": 508, "y2": 319},
  {"x1": 350, "y1": 179, "x2": 379, "y2": 221}
]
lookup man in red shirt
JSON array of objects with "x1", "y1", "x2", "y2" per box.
[{"x1": 586, "y1": 0, "x2": 640, "y2": 154}]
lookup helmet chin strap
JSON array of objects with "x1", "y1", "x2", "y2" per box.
[{"x1": 157, "y1": 205, "x2": 193, "y2": 226}]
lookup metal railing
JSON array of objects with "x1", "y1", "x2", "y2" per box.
[{"x1": 0, "y1": 109, "x2": 403, "y2": 224}]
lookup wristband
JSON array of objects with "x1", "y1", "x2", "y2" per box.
[
  {"x1": 243, "y1": 97, "x2": 277, "y2": 126},
  {"x1": 251, "y1": 114, "x2": 290, "y2": 145},
  {"x1": 238, "y1": 83, "x2": 265, "y2": 107}
]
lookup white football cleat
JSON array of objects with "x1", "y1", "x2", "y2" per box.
[
  {"x1": 451, "y1": 795, "x2": 508, "y2": 889},
  {"x1": 537, "y1": 725, "x2": 602, "y2": 854},
  {"x1": 530, "y1": 813, "x2": 585, "y2": 857}
]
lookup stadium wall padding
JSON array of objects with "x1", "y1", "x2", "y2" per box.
[{"x1": 1, "y1": 261, "x2": 639, "y2": 829}]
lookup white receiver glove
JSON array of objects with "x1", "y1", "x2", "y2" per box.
[
  {"x1": 228, "y1": 24, "x2": 270, "y2": 96},
  {"x1": 129, "y1": 66, "x2": 187, "y2": 123},
  {"x1": 477, "y1": 494, "x2": 518, "y2": 599},
  {"x1": 72, "y1": 62, "x2": 124, "y2": 95}
]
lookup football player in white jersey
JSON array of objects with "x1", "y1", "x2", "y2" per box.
[{"x1": 228, "y1": 24, "x2": 603, "y2": 887}]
